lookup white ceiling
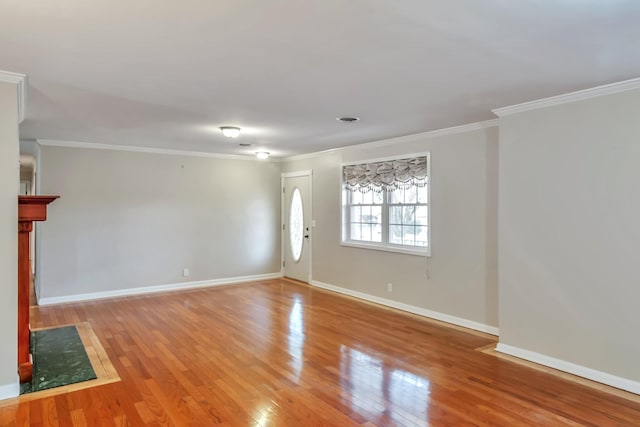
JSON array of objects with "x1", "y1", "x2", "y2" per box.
[{"x1": 2, "y1": 0, "x2": 640, "y2": 158}]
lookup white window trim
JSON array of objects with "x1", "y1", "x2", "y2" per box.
[
  {"x1": 340, "y1": 241, "x2": 429, "y2": 257},
  {"x1": 340, "y1": 152, "x2": 431, "y2": 257}
]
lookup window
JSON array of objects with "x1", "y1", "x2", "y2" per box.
[
  {"x1": 289, "y1": 188, "x2": 304, "y2": 262},
  {"x1": 341, "y1": 154, "x2": 430, "y2": 256}
]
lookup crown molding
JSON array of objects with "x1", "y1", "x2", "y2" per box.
[
  {"x1": 37, "y1": 139, "x2": 280, "y2": 162},
  {"x1": 0, "y1": 71, "x2": 27, "y2": 123},
  {"x1": 284, "y1": 119, "x2": 499, "y2": 162},
  {"x1": 493, "y1": 77, "x2": 640, "y2": 117},
  {"x1": 35, "y1": 119, "x2": 498, "y2": 163}
]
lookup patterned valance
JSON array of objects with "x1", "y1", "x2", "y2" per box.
[{"x1": 343, "y1": 156, "x2": 428, "y2": 192}]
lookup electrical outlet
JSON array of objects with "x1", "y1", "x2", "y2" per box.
[
  {"x1": 183, "y1": 268, "x2": 189, "y2": 277},
  {"x1": 387, "y1": 283, "x2": 393, "y2": 292}
]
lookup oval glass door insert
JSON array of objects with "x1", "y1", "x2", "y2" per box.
[{"x1": 290, "y1": 188, "x2": 304, "y2": 262}]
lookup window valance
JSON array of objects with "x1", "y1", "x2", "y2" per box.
[{"x1": 343, "y1": 156, "x2": 428, "y2": 192}]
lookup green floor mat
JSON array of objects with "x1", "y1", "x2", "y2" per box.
[{"x1": 20, "y1": 325, "x2": 97, "y2": 394}]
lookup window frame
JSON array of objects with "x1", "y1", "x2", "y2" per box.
[{"x1": 340, "y1": 152, "x2": 431, "y2": 257}]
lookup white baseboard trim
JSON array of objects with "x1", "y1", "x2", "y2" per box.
[
  {"x1": 38, "y1": 272, "x2": 284, "y2": 306},
  {"x1": 496, "y1": 343, "x2": 640, "y2": 395},
  {"x1": 310, "y1": 280, "x2": 499, "y2": 336},
  {"x1": 0, "y1": 379, "x2": 19, "y2": 401}
]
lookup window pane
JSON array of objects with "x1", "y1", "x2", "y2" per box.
[
  {"x1": 351, "y1": 190, "x2": 362, "y2": 204},
  {"x1": 389, "y1": 188, "x2": 403, "y2": 204},
  {"x1": 361, "y1": 205, "x2": 371, "y2": 222},
  {"x1": 351, "y1": 206, "x2": 361, "y2": 222},
  {"x1": 403, "y1": 206, "x2": 416, "y2": 225},
  {"x1": 362, "y1": 223, "x2": 372, "y2": 241},
  {"x1": 350, "y1": 223, "x2": 361, "y2": 240},
  {"x1": 373, "y1": 191, "x2": 384, "y2": 205},
  {"x1": 389, "y1": 225, "x2": 403, "y2": 244},
  {"x1": 290, "y1": 188, "x2": 304, "y2": 261},
  {"x1": 404, "y1": 186, "x2": 417, "y2": 203},
  {"x1": 389, "y1": 206, "x2": 403, "y2": 225},
  {"x1": 372, "y1": 224, "x2": 382, "y2": 242},
  {"x1": 371, "y1": 206, "x2": 382, "y2": 223},
  {"x1": 415, "y1": 226, "x2": 428, "y2": 246},
  {"x1": 402, "y1": 225, "x2": 416, "y2": 245},
  {"x1": 362, "y1": 191, "x2": 373, "y2": 205},
  {"x1": 416, "y1": 206, "x2": 428, "y2": 225},
  {"x1": 417, "y1": 185, "x2": 428, "y2": 203}
]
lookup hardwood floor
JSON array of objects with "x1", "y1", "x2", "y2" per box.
[{"x1": 2, "y1": 278, "x2": 640, "y2": 426}]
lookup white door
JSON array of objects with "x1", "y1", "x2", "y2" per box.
[{"x1": 283, "y1": 173, "x2": 311, "y2": 282}]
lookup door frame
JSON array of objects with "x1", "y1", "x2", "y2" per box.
[{"x1": 281, "y1": 170, "x2": 313, "y2": 283}]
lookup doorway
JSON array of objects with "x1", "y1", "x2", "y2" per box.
[{"x1": 282, "y1": 171, "x2": 312, "y2": 283}]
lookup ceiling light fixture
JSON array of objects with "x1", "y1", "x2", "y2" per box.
[
  {"x1": 337, "y1": 117, "x2": 360, "y2": 122},
  {"x1": 256, "y1": 152, "x2": 270, "y2": 160},
  {"x1": 220, "y1": 126, "x2": 241, "y2": 138}
]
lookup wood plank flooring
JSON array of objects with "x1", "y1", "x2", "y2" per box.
[{"x1": 1, "y1": 279, "x2": 640, "y2": 426}]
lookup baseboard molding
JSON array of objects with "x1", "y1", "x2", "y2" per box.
[
  {"x1": 496, "y1": 343, "x2": 640, "y2": 395},
  {"x1": 0, "y1": 379, "x2": 19, "y2": 401},
  {"x1": 310, "y1": 280, "x2": 499, "y2": 336},
  {"x1": 38, "y1": 272, "x2": 284, "y2": 306}
]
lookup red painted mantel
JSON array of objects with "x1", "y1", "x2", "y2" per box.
[{"x1": 18, "y1": 195, "x2": 59, "y2": 383}]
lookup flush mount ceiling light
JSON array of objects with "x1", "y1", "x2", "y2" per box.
[
  {"x1": 337, "y1": 117, "x2": 360, "y2": 122},
  {"x1": 220, "y1": 126, "x2": 241, "y2": 138},
  {"x1": 256, "y1": 152, "x2": 270, "y2": 160}
]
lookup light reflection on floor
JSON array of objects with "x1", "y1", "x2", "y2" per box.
[
  {"x1": 287, "y1": 296, "x2": 304, "y2": 380},
  {"x1": 253, "y1": 401, "x2": 277, "y2": 427},
  {"x1": 341, "y1": 345, "x2": 430, "y2": 426},
  {"x1": 275, "y1": 288, "x2": 431, "y2": 425}
]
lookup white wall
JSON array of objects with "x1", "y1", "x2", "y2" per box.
[
  {"x1": 39, "y1": 146, "x2": 282, "y2": 300},
  {"x1": 498, "y1": 88, "x2": 640, "y2": 384},
  {"x1": 282, "y1": 124, "x2": 499, "y2": 331},
  {"x1": 0, "y1": 82, "x2": 19, "y2": 396}
]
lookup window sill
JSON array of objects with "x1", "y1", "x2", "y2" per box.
[{"x1": 340, "y1": 241, "x2": 430, "y2": 257}]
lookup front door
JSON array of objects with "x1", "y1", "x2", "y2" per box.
[{"x1": 283, "y1": 172, "x2": 311, "y2": 282}]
